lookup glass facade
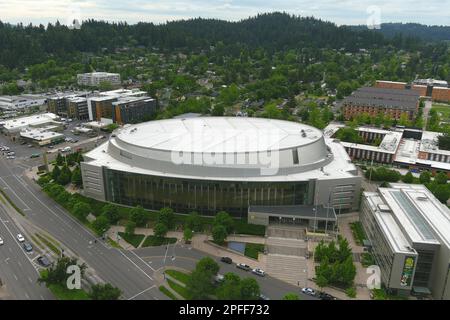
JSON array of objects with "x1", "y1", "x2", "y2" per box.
[{"x1": 103, "y1": 169, "x2": 315, "y2": 217}]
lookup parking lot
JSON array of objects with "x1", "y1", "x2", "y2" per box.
[{"x1": 0, "y1": 118, "x2": 110, "y2": 168}]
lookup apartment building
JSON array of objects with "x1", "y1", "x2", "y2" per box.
[{"x1": 77, "y1": 72, "x2": 121, "y2": 87}]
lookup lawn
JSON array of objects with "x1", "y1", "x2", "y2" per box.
[
  {"x1": 141, "y1": 235, "x2": 177, "y2": 247},
  {"x1": 244, "y1": 243, "x2": 265, "y2": 259},
  {"x1": 349, "y1": 222, "x2": 366, "y2": 245},
  {"x1": 165, "y1": 269, "x2": 191, "y2": 285},
  {"x1": 159, "y1": 285, "x2": 178, "y2": 300},
  {"x1": 167, "y1": 279, "x2": 190, "y2": 299},
  {"x1": 118, "y1": 232, "x2": 145, "y2": 248},
  {"x1": 432, "y1": 103, "x2": 450, "y2": 122},
  {"x1": 48, "y1": 283, "x2": 91, "y2": 300}
]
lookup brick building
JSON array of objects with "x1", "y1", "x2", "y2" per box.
[{"x1": 341, "y1": 87, "x2": 420, "y2": 121}]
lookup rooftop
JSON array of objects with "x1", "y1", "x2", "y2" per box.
[{"x1": 0, "y1": 113, "x2": 60, "y2": 131}]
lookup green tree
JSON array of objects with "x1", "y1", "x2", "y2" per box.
[
  {"x1": 157, "y1": 207, "x2": 175, "y2": 229},
  {"x1": 240, "y1": 278, "x2": 260, "y2": 300},
  {"x1": 89, "y1": 283, "x2": 122, "y2": 300},
  {"x1": 283, "y1": 293, "x2": 300, "y2": 300},
  {"x1": 51, "y1": 165, "x2": 61, "y2": 181},
  {"x1": 419, "y1": 171, "x2": 431, "y2": 184},
  {"x1": 185, "y1": 211, "x2": 202, "y2": 232},
  {"x1": 102, "y1": 203, "x2": 120, "y2": 224},
  {"x1": 196, "y1": 257, "x2": 220, "y2": 275},
  {"x1": 186, "y1": 257, "x2": 219, "y2": 299},
  {"x1": 72, "y1": 202, "x2": 91, "y2": 221},
  {"x1": 153, "y1": 222, "x2": 168, "y2": 238},
  {"x1": 56, "y1": 153, "x2": 64, "y2": 166},
  {"x1": 216, "y1": 273, "x2": 242, "y2": 300},
  {"x1": 57, "y1": 165, "x2": 72, "y2": 185},
  {"x1": 213, "y1": 211, "x2": 234, "y2": 233},
  {"x1": 212, "y1": 224, "x2": 228, "y2": 245},
  {"x1": 38, "y1": 257, "x2": 86, "y2": 287},
  {"x1": 130, "y1": 205, "x2": 147, "y2": 226},
  {"x1": 402, "y1": 172, "x2": 414, "y2": 183},
  {"x1": 183, "y1": 227, "x2": 193, "y2": 242},
  {"x1": 435, "y1": 172, "x2": 448, "y2": 185},
  {"x1": 125, "y1": 220, "x2": 136, "y2": 235},
  {"x1": 71, "y1": 166, "x2": 83, "y2": 187},
  {"x1": 92, "y1": 215, "x2": 110, "y2": 236}
]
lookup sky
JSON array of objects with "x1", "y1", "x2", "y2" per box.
[{"x1": 0, "y1": 0, "x2": 449, "y2": 26}]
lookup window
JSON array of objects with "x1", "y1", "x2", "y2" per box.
[{"x1": 292, "y1": 148, "x2": 299, "y2": 164}]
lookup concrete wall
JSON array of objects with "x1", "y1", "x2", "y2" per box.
[
  {"x1": 80, "y1": 162, "x2": 106, "y2": 201},
  {"x1": 315, "y1": 176, "x2": 362, "y2": 212},
  {"x1": 247, "y1": 211, "x2": 269, "y2": 226}
]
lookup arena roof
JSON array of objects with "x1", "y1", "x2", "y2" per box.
[{"x1": 115, "y1": 117, "x2": 324, "y2": 153}]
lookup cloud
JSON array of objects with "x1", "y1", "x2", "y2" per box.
[{"x1": 0, "y1": 0, "x2": 449, "y2": 26}]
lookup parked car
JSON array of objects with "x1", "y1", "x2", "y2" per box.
[
  {"x1": 6, "y1": 156, "x2": 15, "y2": 159},
  {"x1": 37, "y1": 256, "x2": 52, "y2": 267},
  {"x1": 23, "y1": 242, "x2": 33, "y2": 252},
  {"x1": 30, "y1": 153, "x2": 40, "y2": 158},
  {"x1": 301, "y1": 287, "x2": 316, "y2": 296},
  {"x1": 62, "y1": 146, "x2": 71, "y2": 153},
  {"x1": 236, "y1": 263, "x2": 251, "y2": 271},
  {"x1": 259, "y1": 294, "x2": 270, "y2": 300},
  {"x1": 20, "y1": 141, "x2": 27, "y2": 145},
  {"x1": 318, "y1": 292, "x2": 336, "y2": 300},
  {"x1": 252, "y1": 268, "x2": 266, "y2": 277},
  {"x1": 0, "y1": 237, "x2": 4, "y2": 245},
  {"x1": 6, "y1": 151, "x2": 15, "y2": 156},
  {"x1": 220, "y1": 257, "x2": 233, "y2": 264},
  {"x1": 27, "y1": 144, "x2": 33, "y2": 148},
  {"x1": 16, "y1": 234, "x2": 25, "y2": 242},
  {"x1": 214, "y1": 274, "x2": 225, "y2": 283}
]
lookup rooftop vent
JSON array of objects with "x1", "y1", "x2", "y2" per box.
[{"x1": 416, "y1": 196, "x2": 428, "y2": 201}]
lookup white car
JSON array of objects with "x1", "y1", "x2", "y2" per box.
[
  {"x1": 0, "y1": 237, "x2": 4, "y2": 245},
  {"x1": 301, "y1": 287, "x2": 316, "y2": 296},
  {"x1": 6, "y1": 156, "x2": 15, "y2": 159},
  {"x1": 252, "y1": 268, "x2": 266, "y2": 277},
  {"x1": 17, "y1": 234, "x2": 25, "y2": 242}
]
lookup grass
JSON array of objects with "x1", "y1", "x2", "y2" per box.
[
  {"x1": 141, "y1": 235, "x2": 177, "y2": 247},
  {"x1": 107, "y1": 237, "x2": 123, "y2": 249},
  {"x1": 118, "y1": 232, "x2": 145, "y2": 248},
  {"x1": 167, "y1": 279, "x2": 190, "y2": 299},
  {"x1": 0, "y1": 188, "x2": 25, "y2": 216},
  {"x1": 40, "y1": 270, "x2": 90, "y2": 300},
  {"x1": 234, "y1": 220, "x2": 266, "y2": 236},
  {"x1": 432, "y1": 103, "x2": 450, "y2": 122},
  {"x1": 165, "y1": 269, "x2": 191, "y2": 285},
  {"x1": 372, "y1": 288, "x2": 408, "y2": 300},
  {"x1": 35, "y1": 233, "x2": 61, "y2": 256},
  {"x1": 244, "y1": 243, "x2": 265, "y2": 259},
  {"x1": 361, "y1": 252, "x2": 375, "y2": 267},
  {"x1": 30, "y1": 234, "x2": 44, "y2": 250},
  {"x1": 159, "y1": 285, "x2": 178, "y2": 300},
  {"x1": 349, "y1": 222, "x2": 366, "y2": 246}
]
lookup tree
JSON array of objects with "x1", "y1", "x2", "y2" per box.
[
  {"x1": 283, "y1": 293, "x2": 300, "y2": 300},
  {"x1": 213, "y1": 211, "x2": 234, "y2": 233},
  {"x1": 186, "y1": 257, "x2": 219, "y2": 299},
  {"x1": 157, "y1": 207, "x2": 175, "y2": 229},
  {"x1": 51, "y1": 165, "x2": 60, "y2": 181},
  {"x1": 125, "y1": 221, "x2": 136, "y2": 235},
  {"x1": 130, "y1": 205, "x2": 147, "y2": 226},
  {"x1": 183, "y1": 227, "x2": 193, "y2": 242},
  {"x1": 57, "y1": 165, "x2": 72, "y2": 185},
  {"x1": 431, "y1": 184, "x2": 450, "y2": 203},
  {"x1": 89, "y1": 283, "x2": 122, "y2": 300},
  {"x1": 435, "y1": 172, "x2": 448, "y2": 185},
  {"x1": 419, "y1": 171, "x2": 431, "y2": 184},
  {"x1": 92, "y1": 215, "x2": 110, "y2": 236},
  {"x1": 316, "y1": 275, "x2": 329, "y2": 289},
  {"x1": 212, "y1": 224, "x2": 228, "y2": 245},
  {"x1": 196, "y1": 257, "x2": 220, "y2": 275},
  {"x1": 71, "y1": 166, "x2": 83, "y2": 187},
  {"x1": 216, "y1": 273, "x2": 242, "y2": 300},
  {"x1": 185, "y1": 211, "x2": 202, "y2": 232},
  {"x1": 240, "y1": 278, "x2": 260, "y2": 300},
  {"x1": 38, "y1": 257, "x2": 86, "y2": 287},
  {"x1": 153, "y1": 222, "x2": 168, "y2": 238},
  {"x1": 402, "y1": 172, "x2": 414, "y2": 183},
  {"x1": 72, "y1": 202, "x2": 91, "y2": 221},
  {"x1": 56, "y1": 153, "x2": 64, "y2": 166},
  {"x1": 102, "y1": 203, "x2": 120, "y2": 224}
]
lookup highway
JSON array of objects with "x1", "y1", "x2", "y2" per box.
[
  {"x1": 0, "y1": 201, "x2": 53, "y2": 300},
  {"x1": 0, "y1": 154, "x2": 164, "y2": 300}
]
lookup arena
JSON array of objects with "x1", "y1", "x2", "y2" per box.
[{"x1": 81, "y1": 117, "x2": 361, "y2": 218}]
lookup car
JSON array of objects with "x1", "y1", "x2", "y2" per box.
[
  {"x1": 23, "y1": 242, "x2": 33, "y2": 252},
  {"x1": 48, "y1": 145, "x2": 54, "y2": 149},
  {"x1": 259, "y1": 294, "x2": 270, "y2": 301},
  {"x1": 37, "y1": 256, "x2": 52, "y2": 267},
  {"x1": 0, "y1": 237, "x2": 4, "y2": 245},
  {"x1": 220, "y1": 257, "x2": 233, "y2": 264},
  {"x1": 6, "y1": 156, "x2": 15, "y2": 159},
  {"x1": 236, "y1": 263, "x2": 251, "y2": 271},
  {"x1": 71, "y1": 139, "x2": 79, "y2": 143},
  {"x1": 30, "y1": 153, "x2": 40, "y2": 158},
  {"x1": 252, "y1": 268, "x2": 266, "y2": 277},
  {"x1": 62, "y1": 146, "x2": 71, "y2": 153},
  {"x1": 301, "y1": 287, "x2": 316, "y2": 296},
  {"x1": 20, "y1": 141, "x2": 27, "y2": 145},
  {"x1": 318, "y1": 292, "x2": 336, "y2": 300},
  {"x1": 6, "y1": 151, "x2": 15, "y2": 156},
  {"x1": 17, "y1": 234, "x2": 25, "y2": 242},
  {"x1": 214, "y1": 274, "x2": 225, "y2": 283}
]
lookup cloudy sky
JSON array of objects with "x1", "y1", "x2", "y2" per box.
[{"x1": 0, "y1": 0, "x2": 449, "y2": 26}]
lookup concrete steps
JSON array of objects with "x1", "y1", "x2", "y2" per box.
[{"x1": 264, "y1": 254, "x2": 307, "y2": 286}]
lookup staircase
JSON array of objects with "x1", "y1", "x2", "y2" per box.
[{"x1": 264, "y1": 254, "x2": 307, "y2": 286}]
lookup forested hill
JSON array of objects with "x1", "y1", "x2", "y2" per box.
[
  {"x1": 0, "y1": 12, "x2": 420, "y2": 69},
  {"x1": 350, "y1": 23, "x2": 450, "y2": 42}
]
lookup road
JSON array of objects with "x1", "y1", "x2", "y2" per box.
[
  {"x1": 0, "y1": 201, "x2": 54, "y2": 300},
  {"x1": 133, "y1": 245, "x2": 318, "y2": 300}
]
